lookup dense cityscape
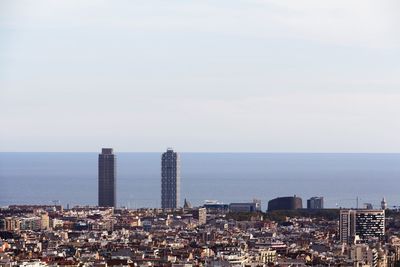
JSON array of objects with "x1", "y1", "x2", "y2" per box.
[
  {"x1": 1, "y1": 148, "x2": 400, "y2": 267},
  {"x1": 2, "y1": 0, "x2": 400, "y2": 265}
]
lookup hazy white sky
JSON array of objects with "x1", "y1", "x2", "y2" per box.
[{"x1": 1, "y1": 0, "x2": 400, "y2": 152}]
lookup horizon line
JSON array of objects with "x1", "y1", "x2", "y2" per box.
[{"x1": 1, "y1": 151, "x2": 400, "y2": 154}]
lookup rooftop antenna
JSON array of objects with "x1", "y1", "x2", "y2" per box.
[{"x1": 356, "y1": 196, "x2": 359, "y2": 209}]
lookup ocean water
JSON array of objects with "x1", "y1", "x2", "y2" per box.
[{"x1": 0, "y1": 153, "x2": 399, "y2": 210}]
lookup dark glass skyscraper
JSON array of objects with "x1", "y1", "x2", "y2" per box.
[
  {"x1": 161, "y1": 148, "x2": 180, "y2": 209},
  {"x1": 98, "y1": 148, "x2": 116, "y2": 207}
]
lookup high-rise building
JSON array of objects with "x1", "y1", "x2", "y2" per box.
[
  {"x1": 98, "y1": 148, "x2": 116, "y2": 208},
  {"x1": 340, "y1": 209, "x2": 356, "y2": 244},
  {"x1": 307, "y1": 197, "x2": 324, "y2": 209},
  {"x1": 161, "y1": 148, "x2": 180, "y2": 209},
  {"x1": 339, "y1": 209, "x2": 385, "y2": 244},
  {"x1": 355, "y1": 210, "x2": 385, "y2": 241}
]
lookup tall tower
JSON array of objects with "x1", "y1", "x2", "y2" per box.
[
  {"x1": 161, "y1": 148, "x2": 180, "y2": 209},
  {"x1": 98, "y1": 148, "x2": 116, "y2": 207},
  {"x1": 339, "y1": 209, "x2": 356, "y2": 244}
]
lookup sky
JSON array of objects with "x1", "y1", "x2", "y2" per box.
[{"x1": 1, "y1": 0, "x2": 400, "y2": 152}]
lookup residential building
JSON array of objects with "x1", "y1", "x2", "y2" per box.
[
  {"x1": 192, "y1": 207, "x2": 207, "y2": 225},
  {"x1": 340, "y1": 209, "x2": 385, "y2": 244}
]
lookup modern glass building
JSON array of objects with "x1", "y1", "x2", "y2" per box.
[
  {"x1": 161, "y1": 148, "x2": 180, "y2": 209},
  {"x1": 98, "y1": 148, "x2": 116, "y2": 207}
]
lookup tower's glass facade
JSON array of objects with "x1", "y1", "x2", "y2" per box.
[
  {"x1": 161, "y1": 148, "x2": 180, "y2": 209},
  {"x1": 98, "y1": 148, "x2": 116, "y2": 207}
]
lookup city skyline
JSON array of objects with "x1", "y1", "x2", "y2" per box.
[
  {"x1": 0, "y1": 151, "x2": 395, "y2": 209},
  {"x1": 1, "y1": 1, "x2": 399, "y2": 265}
]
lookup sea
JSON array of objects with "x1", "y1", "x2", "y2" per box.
[{"x1": 0, "y1": 153, "x2": 399, "y2": 210}]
